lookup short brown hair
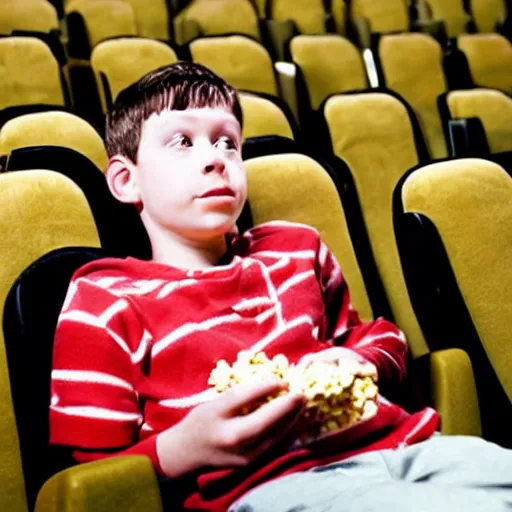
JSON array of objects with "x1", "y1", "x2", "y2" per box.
[{"x1": 106, "y1": 61, "x2": 243, "y2": 163}]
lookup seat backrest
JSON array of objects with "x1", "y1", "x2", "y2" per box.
[
  {"x1": 239, "y1": 92, "x2": 295, "y2": 140},
  {"x1": 323, "y1": 91, "x2": 428, "y2": 358},
  {"x1": 379, "y1": 33, "x2": 448, "y2": 159},
  {"x1": 0, "y1": 36, "x2": 65, "y2": 109},
  {"x1": 0, "y1": 110, "x2": 108, "y2": 170},
  {"x1": 66, "y1": 0, "x2": 137, "y2": 50},
  {"x1": 268, "y1": 0, "x2": 327, "y2": 34},
  {"x1": 421, "y1": 0, "x2": 467, "y2": 37},
  {"x1": 469, "y1": 0, "x2": 506, "y2": 33},
  {"x1": 189, "y1": 35, "x2": 278, "y2": 96},
  {"x1": 0, "y1": 0, "x2": 59, "y2": 34},
  {"x1": 124, "y1": 0, "x2": 171, "y2": 40},
  {"x1": 351, "y1": 0, "x2": 409, "y2": 34},
  {"x1": 244, "y1": 152, "x2": 373, "y2": 321},
  {"x1": 399, "y1": 158, "x2": 512, "y2": 442},
  {"x1": 175, "y1": 0, "x2": 261, "y2": 43},
  {"x1": 444, "y1": 88, "x2": 512, "y2": 154},
  {"x1": 0, "y1": 170, "x2": 100, "y2": 512},
  {"x1": 91, "y1": 37, "x2": 178, "y2": 112},
  {"x1": 458, "y1": 34, "x2": 512, "y2": 94},
  {"x1": 290, "y1": 34, "x2": 367, "y2": 111}
]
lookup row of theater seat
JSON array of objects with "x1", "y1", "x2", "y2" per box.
[
  {"x1": 0, "y1": 136, "x2": 510, "y2": 511},
  {"x1": 0, "y1": 31, "x2": 511, "y2": 160}
]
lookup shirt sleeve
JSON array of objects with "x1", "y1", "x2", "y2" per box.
[
  {"x1": 316, "y1": 239, "x2": 408, "y2": 387},
  {"x1": 50, "y1": 274, "x2": 163, "y2": 472}
]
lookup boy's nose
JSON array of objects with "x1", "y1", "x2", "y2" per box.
[{"x1": 204, "y1": 159, "x2": 226, "y2": 174}]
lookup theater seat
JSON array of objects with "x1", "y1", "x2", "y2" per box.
[
  {"x1": 458, "y1": 34, "x2": 512, "y2": 94},
  {"x1": 124, "y1": 0, "x2": 172, "y2": 40},
  {"x1": 174, "y1": 0, "x2": 261, "y2": 45},
  {"x1": 440, "y1": 88, "x2": 512, "y2": 155},
  {"x1": 239, "y1": 92, "x2": 297, "y2": 140},
  {"x1": 91, "y1": 38, "x2": 178, "y2": 112},
  {"x1": 0, "y1": 110, "x2": 108, "y2": 171},
  {"x1": 420, "y1": 0, "x2": 468, "y2": 37},
  {"x1": 0, "y1": 0, "x2": 59, "y2": 35},
  {"x1": 0, "y1": 37, "x2": 66, "y2": 109},
  {"x1": 395, "y1": 158, "x2": 512, "y2": 446},
  {"x1": 469, "y1": 0, "x2": 507, "y2": 33},
  {"x1": 377, "y1": 33, "x2": 448, "y2": 159},
  {"x1": 350, "y1": 0, "x2": 409, "y2": 35},
  {"x1": 267, "y1": 0, "x2": 327, "y2": 35},
  {"x1": 0, "y1": 170, "x2": 161, "y2": 511}
]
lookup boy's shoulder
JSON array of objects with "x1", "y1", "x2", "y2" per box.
[{"x1": 243, "y1": 221, "x2": 321, "y2": 248}]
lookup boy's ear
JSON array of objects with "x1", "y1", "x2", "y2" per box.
[{"x1": 106, "y1": 155, "x2": 141, "y2": 205}]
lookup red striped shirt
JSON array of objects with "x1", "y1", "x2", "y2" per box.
[{"x1": 50, "y1": 221, "x2": 439, "y2": 510}]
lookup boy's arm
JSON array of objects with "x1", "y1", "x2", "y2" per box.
[{"x1": 317, "y1": 240, "x2": 408, "y2": 386}]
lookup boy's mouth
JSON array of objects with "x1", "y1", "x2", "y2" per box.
[{"x1": 199, "y1": 187, "x2": 235, "y2": 198}]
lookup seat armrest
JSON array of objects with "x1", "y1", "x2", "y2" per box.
[
  {"x1": 35, "y1": 455, "x2": 162, "y2": 512},
  {"x1": 274, "y1": 61, "x2": 299, "y2": 124},
  {"x1": 429, "y1": 348, "x2": 482, "y2": 437},
  {"x1": 262, "y1": 19, "x2": 296, "y2": 61}
]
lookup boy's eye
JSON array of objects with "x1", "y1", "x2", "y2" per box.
[
  {"x1": 179, "y1": 135, "x2": 192, "y2": 148},
  {"x1": 215, "y1": 136, "x2": 237, "y2": 151}
]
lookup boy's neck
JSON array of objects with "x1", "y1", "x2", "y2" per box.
[{"x1": 147, "y1": 226, "x2": 229, "y2": 270}]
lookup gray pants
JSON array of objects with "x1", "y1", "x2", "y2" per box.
[{"x1": 229, "y1": 435, "x2": 512, "y2": 512}]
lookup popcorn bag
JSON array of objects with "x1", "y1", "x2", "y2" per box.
[{"x1": 208, "y1": 351, "x2": 379, "y2": 445}]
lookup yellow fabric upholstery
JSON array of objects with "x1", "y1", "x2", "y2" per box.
[
  {"x1": 290, "y1": 35, "x2": 367, "y2": 110},
  {"x1": 175, "y1": 0, "x2": 261, "y2": 41},
  {"x1": 66, "y1": 0, "x2": 137, "y2": 48},
  {"x1": 239, "y1": 93, "x2": 294, "y2": 139},
  {"x1": 91, "y1": 38, "x2": 178, "y2": 112},
  {"x1": 402, "y1": 158, "x2": 512, "y2": 401},
  {"x1": 124, "y1": 0, "x2": 170, "y2": 40},
  {"x1": 447, "y1": 88, "x2": 512, "y2": 154},
  {"x1": 423, "y1": 0, "x2": 467, "y2": 36},
  {"x1": 351, "y1": 0, "x2": 409, "y2": 33},
  {"x1": 0, "y1": 111, "x2": 108, "y2": 170},
  {"x1": 35, "y1": 455, "x2": 162, "y2": 512},
  {"x1": 428, "y1": 349, "x2": 481, "y2": 436},
  {"x1": 245, "y1": 153, "x2": 373, "y2": 321},
  {"x1": 0, "y1": 0, "x2": 59, "y2": 34},
  {"x1": 253, "y1": 0, "x2": 266, "y2": 17},
  {"x1": 470, "y1": 0, "x2": 506, "y2": 33},
  {"x1": 0, "y1": 170, "x2": 100, "y2": 512},
  {"x1": 331, "y1": 0, "x2": 346, "y2": 35},
  {"x1": 190, "y1": 35, "x2": 278, "y2": 96},
  {"x1": 324, "y1": 93, "x2": 427, "y2": 357},
  {"x1": 458, "y1": 34, "x2": 512, "y2": 94},
  {"x1": 0, "y1": 37, "x2": 65, "y2": 109},
  {"x1": 270, "y1": 0, "x2": 326, "y2": 34},
  {"x1": 379, "y1": 34, "x2": 448, "y2": 159}
]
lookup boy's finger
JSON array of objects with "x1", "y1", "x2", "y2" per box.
[
  {"x1": 237, "y1": 391, "x2": 305, "y2": 440},
  {"x1": 218, "y1": 380, "x2": 288, "y2": 414}
]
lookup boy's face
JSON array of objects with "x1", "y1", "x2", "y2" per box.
[{"x1": 130, "y1": 107, "x2": 246, "y2": 243}]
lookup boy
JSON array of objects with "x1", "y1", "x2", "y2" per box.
[{"x1": 50, "y1": 62, "x2": 512, "y2": 511}]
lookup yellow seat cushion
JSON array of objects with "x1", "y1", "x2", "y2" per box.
[
  {"x1": 446, "y1": 88, "x2": 512, "y2": 154},
  {"x1": 66, "y1": 0, "x2": 137, "y2": 48},
  {"x1": 423, "y1": 0, "x2": 467, "y2": 37},
  {"x1": 174, "y1": 0, "x2": 261, "y2": 41},
  {"x1": 239, "y1": 93, "x2": 294, "y2": 140},
  {"x1": 324, "y1": 92, "x2": 427, "y2": 356},
  {"x1": 270, "y1": 0, "x2": 326, "y2": 34},
  {"x1": 0, "y1": 37, "x2": 65, "y2": 109},
  {"x1": 190, "y1": 35, "x2": 278, "y2": 96},
  {"x1": 245, "y1": 153, "x2": 373, "y2": 321},
  {"x1": 351, "y1": 0, "x2": 409, "y2": 33},
  {"x1": 91, "y1": 37, "x2": 178, "y2": 112},
  {"x1": 402, "y1": 158, "x2": 512, "y2": 400},
  {"x1": 0, "y1": 0, "x2": 59, "y2": 34},
  {"x1": 0, "y1": 170, "x2": 100, "y2": 512},
  {"x1": 290, "y1": 35, "x2": 367, "y2": 110},
  {"x1": 124, "y1": 0, "x2": 171, "y2": 40},
  {"x1": 458, "y1": 34, "x2": 512, "y2": 94},
  {"x1": 0, "y1": 111, "x2": 108, "y2": 170},
  {"x1": 380, "y1": 33, "x2": 448, "y2": 159},
  {"x1": 470, "y1": 0, "x2": 506, "y2": 33}
]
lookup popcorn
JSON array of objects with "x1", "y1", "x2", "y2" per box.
[{"x1": 208, "y1": 350, "x2": 379, "y2": 443}]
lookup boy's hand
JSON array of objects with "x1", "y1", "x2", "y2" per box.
[{"x1": 157, "y1": 381, "x2": 304, "y2": 478}]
